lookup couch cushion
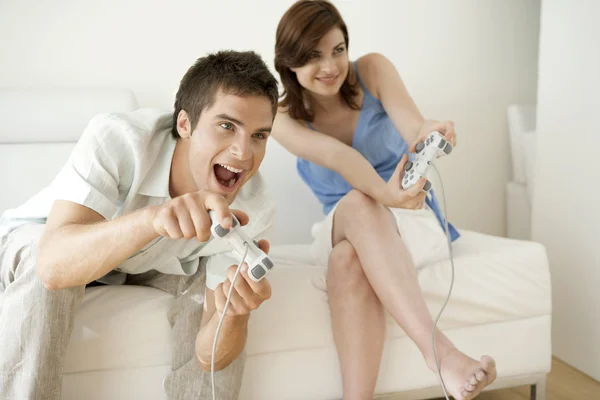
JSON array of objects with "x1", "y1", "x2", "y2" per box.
[
  {"x1": 59, "y1": 229, "x2": 550, "y2": 373},
  {"x1": 0, "y1": 88, "x2": 137, "y2": 144},
  {"x1": 64, "y1": 286, "x2": 173, "y2": 373},
  {"x1": 507, "y1": 104, "x2": 536, "y2": 184},
  {"x1": 247, "y1": 230, "x2": 551, "y2": 354}
]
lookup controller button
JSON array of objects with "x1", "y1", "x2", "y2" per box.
[
  {"x1": 416, "y1": 143, "x2": 425, "y2": 153},
  {"x1": 215, "y1": 226, "x2": 230, "y2": 237},
  {"x1": 251, "y1": 266, "x2": 266, "y2": 279},
  {"x1": 263, "y1": 258, "x2": 274, "y2": 270},
  {"x1": 404, "y1": 161, "x2": 413, "y2": 171}
]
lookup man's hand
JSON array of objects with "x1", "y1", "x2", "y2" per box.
[
  {"x1": 214, "y1": 240, "x2": 272, "y2": 317},
  {"x1": 151, "y1": 190, "x2": 249, "y2": 242},
  {"x1": 409, "y1": 119, "x2": 457, "y2": 152}
]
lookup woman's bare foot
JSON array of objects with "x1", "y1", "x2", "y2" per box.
[{"x1": 430, "y1": 348, "x2": 497, "y2": 399}]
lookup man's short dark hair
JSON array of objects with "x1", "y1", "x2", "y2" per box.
[{"x1": 171, "y1": 50, "x2": 279, "y2": 139}]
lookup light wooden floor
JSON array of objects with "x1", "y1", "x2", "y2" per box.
[{"x1": 434, "y1": 357, "x2": 600, "y2": 400}]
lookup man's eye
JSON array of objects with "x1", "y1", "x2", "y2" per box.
[
  {"x1": 220, "y1": 122, "x2": 233, "y2": 130},
  {"x1": 253, "y1": 132, "x2": 267, "y2": 140}
]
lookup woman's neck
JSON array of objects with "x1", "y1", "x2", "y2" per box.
[{"x1": 309, "y1": 91, "x2": 344, "y2": 115}]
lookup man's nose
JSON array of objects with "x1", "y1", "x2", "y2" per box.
[{"x1": 229, "y1": 135, "x2": 251, "y2": 160}]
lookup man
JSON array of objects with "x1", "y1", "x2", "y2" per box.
[{"x1": 0, "y1": 50, "x2": 279, "y2": 399}]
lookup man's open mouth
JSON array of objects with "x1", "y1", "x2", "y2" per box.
[{"x1": 213, "y1": 163, "x2": 244, "y2": 189}]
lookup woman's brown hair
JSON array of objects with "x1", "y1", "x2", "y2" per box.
[{"x1": 274, "y1": 0, "x2": 360, "y2": 122}]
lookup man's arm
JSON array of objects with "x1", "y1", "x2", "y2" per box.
[
  {"x1": 195, "y1": 288, "x2": 250, "y2": 372},
  {"x1": 37, "y1": 191, "x2": 243, "y2": 291},
  {"x1": 36, "y1": 200, "x2": 159, "y2": 290},
  {"x1": 195, "y1": 240, "x2": 271, "y2": 372}
]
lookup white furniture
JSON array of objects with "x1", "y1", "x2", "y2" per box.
[
  {"x1": 0, "y1": 89, "x2": 551, "y2": 400},
  {"x1": 506, "y1": 104, "x2": 537, "y2": 241}
]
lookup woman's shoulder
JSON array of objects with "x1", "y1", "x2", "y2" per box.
[
  {"x1": 273, "y1": 105, "x2": 307, "y2": 138},
  {"x1": 356, "y1": 52, "x2": 390, "y2": 70},
  {"x1": 354, "y1": 53, "x2": 392, "y2": 100},
  {"x1": 275, "y1": 105, "x2": 297, "y2": 125}
]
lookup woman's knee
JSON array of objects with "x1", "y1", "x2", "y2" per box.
[
  {"x1": 326, "y1": 241, "x2": 368, "y2": 292},
  {"x1": 339, "y1": 190, "x2": 378, "y2": 212},
  {"x1": 333, "y1": 191, "x2": 396, "y2": 242},
  {"x1": 336, "y1": 190, "x2": 388, "y2": 223}
]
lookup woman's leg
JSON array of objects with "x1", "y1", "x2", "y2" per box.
[
  {"x1": 331, "y1": 190, "x2": 496, "y2": 400},
  {"x1": 326, "y1": 240, "x2": 385, "y2": 400}
]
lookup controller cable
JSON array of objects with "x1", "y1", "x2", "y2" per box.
[
  {"x1": 209, "y1": 164, "x2": 454, "y2": 400},
  {"x1": 211, "y1": 242, "x2": 250, "y2": 400},
  {"x1": 430, "y1": 163, "x2": 454, "y2": 400}
]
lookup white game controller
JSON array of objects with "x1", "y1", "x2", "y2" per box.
[
  {"x1": 402, "y1": 131, "x2": 453, "y2": 191},
  {"x1": 208, "y1": 211, "x2": 274, "y2": 282}
]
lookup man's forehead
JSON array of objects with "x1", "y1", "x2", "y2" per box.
[
  {"x1": 206, "y1": 91, "x2": 274, "y2": 123},
  {"x1": 211, "y1": 89, "x2": 268, "y2": 105}
]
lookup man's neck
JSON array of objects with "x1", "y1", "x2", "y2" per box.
[{"x1": 169, "y1": 138, "x2": 197, "y2": 198}]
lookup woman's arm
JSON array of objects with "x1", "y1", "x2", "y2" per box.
[
  {"x1": 272, "y1": 110, "x2": 392, "y2": 203},
  {"x1": 272, "y1": 110, "x2": 426, "y2": 208},
  {"x1": 357, "y1": 53, "x2": 456, "y2": 150}
]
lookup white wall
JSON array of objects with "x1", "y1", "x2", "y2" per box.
[
  {"x1": 532, "y1": 0, "x2": 600, "y2": 380},
  {"x1": 0, "y1": 0, "x2": 540, "y2": 238}
]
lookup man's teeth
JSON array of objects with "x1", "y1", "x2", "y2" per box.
[{"x1": 218, "y1": 163, "x2": 243, "y2": 173}]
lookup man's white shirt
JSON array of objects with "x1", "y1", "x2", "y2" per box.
[{"x1": 0, "y1": 109, "x2": 275, "y2": 289}]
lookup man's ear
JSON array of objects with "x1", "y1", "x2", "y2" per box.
[{"x1": 176, "y1": 110, "x2": 192, "y2": 139}]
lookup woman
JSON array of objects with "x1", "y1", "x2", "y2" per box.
[{"x1": 271, "y1": 1, "x2": 497, "y2": 399}]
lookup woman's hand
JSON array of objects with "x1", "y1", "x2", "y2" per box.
[
  {"x1": 383, "y1": 154, "x2": 428, "y2": 210},
  {"x1": 409, "y1": 120, "x2": 457, "y2": 152}
]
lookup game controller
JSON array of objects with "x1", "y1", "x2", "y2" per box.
[
  {"x1": 402, "y1": 131, "x2": 453, "y2": 191},
  {"x1": 208, "y1": 211, "x2": 274, "y2": 282}
]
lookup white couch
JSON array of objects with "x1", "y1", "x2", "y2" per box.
[
  {"x1": 0, "y1": 89, "x2": 551, "y2": 400},
  {"x1": 506, "y1": 104, "x2": 537, "y2": 241}
]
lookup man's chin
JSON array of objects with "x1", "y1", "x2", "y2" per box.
[
  {"x1": 224, "y1": 193, "x2": 237, "y2": 205},
  {"x1": 208, "y1": 183, "x2": 241, "y2": 204}
]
